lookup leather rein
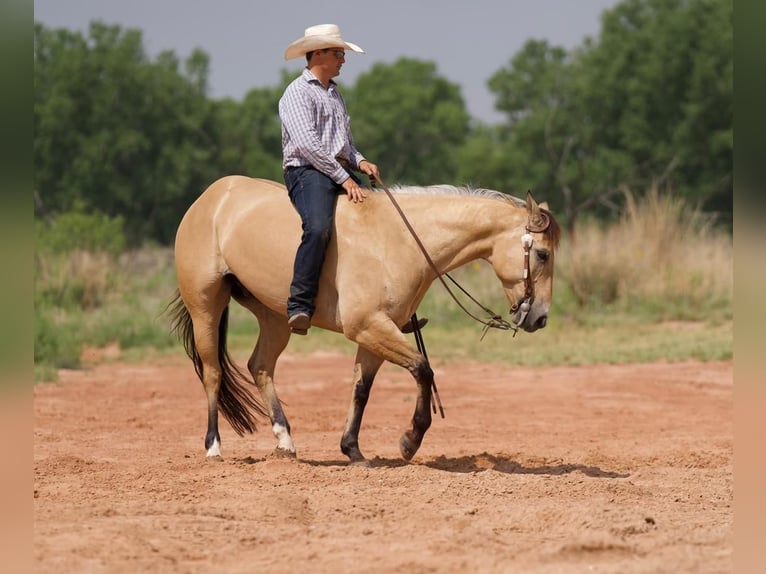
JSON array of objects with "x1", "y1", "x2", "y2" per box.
[{"x1": 372, "y1": 176, "x2": 547, "y2": 339}]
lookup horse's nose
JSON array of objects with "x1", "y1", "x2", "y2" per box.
[{"x1": 534, "y1": 315, "x2": 548, "y2": 330}]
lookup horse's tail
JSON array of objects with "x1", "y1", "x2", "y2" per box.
[{"x1": 166, "y1": 290, "x2": 268, "y2": 435}]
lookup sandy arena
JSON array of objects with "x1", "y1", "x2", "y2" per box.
[{"x1": 34, "y1": 354, "x2": 732, "y2": 573}]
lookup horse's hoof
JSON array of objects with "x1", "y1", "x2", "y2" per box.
[
  {"x1": 269, "y1": 447, "x2": 297, "y2": 460},
  {"x1": 399, "y1": 435, "x2": 420, "y2": 461},
  {"x1": 205, "y1": 454, "x2": 224, "y2": 462}
]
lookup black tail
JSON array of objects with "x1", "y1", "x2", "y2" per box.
[{"x1": 166, "y1": 290, "x2": 268, "y2": 435}]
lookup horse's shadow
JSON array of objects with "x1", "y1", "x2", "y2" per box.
[
  {"x1": 423, "y1": 452, "x2": 630, "y2": 478},
  {"x1": 242, "y1": 452, "x2": 629, "y2": 478}
]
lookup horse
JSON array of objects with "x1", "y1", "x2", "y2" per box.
[{"x1": 167, "y1": 175, "x2": 560, "y2": 464}]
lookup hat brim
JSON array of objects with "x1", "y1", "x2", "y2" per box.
[{"x1": 284, "y1": 36, "x2": 365, "y2": 60}]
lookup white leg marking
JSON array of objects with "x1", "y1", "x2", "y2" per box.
[
  {"x1": 272, "y1": 423, "x2": 296, "y2": 453},
  {"x1": 206, "y1": 437, "x2": 221, "y2": 457}
]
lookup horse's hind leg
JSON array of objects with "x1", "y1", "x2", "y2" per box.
[
  {"x1": 340, "y1": 346, "x2": 384, "y2": 465},
  {"x1": 242, "y1": 306, "x2": 296, "y2": 458},
  {"x1": 187, "y1": 284, "x2": 232, "y2": 458}
]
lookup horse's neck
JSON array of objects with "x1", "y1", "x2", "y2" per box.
[{"x1": 392, "y1": 194, "x2": 522, "y2": 273}]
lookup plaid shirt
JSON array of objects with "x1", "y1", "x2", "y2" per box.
[{"x1": 279, "y1": 68, "x2": 366, "y2": 184}]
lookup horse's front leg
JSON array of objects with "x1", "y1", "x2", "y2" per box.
[
  {"x1": 399, "y1": 357, "x2": 433, "y2": 461},
  {"x1": 340, "y1": 346, "x2": 383, "y2": 465},
  {"x1": 348, "y1": 319, "x2": 433, "y2": 462}
]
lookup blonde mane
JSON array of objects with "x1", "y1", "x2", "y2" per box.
[
  {"x1": 383, "y1": 184, "x2": 526, "y2": 207},
  {"x1": 381, "y1": 183, "x2": 560, "y2": 248}
]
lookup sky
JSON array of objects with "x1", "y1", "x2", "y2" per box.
[{"x1": 34, "y1": 0, "x2": 621, "y2": 123}]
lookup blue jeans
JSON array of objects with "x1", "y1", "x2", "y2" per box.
[{"x1": 284, "y1": 166, "x2": 361, "y2": 318}]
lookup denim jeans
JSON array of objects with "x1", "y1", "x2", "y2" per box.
[{"x1": 284, "y1": 166, "x2": 361, "y2": 318}]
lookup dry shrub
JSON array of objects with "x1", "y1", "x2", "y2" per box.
[
  {"x1": 35, "y1": 249, "x2": 116, "y2": 310},
  {"x1": 560, "y1": 187, "x2": 732, "y2": 310}
]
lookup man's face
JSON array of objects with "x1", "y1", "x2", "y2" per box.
[{"x1": 315, "y1": 47, "x2": 346, "y2": 77}]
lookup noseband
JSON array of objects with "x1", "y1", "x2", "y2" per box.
[{"x1": 511, "y1": 211, "x2": 551, "y2": 328}]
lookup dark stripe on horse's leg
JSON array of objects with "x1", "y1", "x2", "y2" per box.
[
  {"x1": 341, "y1": 350, "x2": 383, "y2": 464},
  {"x1": 340, "y1": 364, "x2": 373, "y2": 462},
  {"x1": 205, "y1": 404, "x2": 221, "y2": 453},
  {"x1": 169, "y1": 292, "x2": 227, "y2": 457},
  {"x1": 400, "y1": 358, "x2": 434, "y2": 461},
  {"x1": 253, "y1": 368, "x2": 296, "y2": 458}
]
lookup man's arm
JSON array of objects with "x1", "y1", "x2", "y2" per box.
[{"x1": 279, "y1": 86, "x2": 348, "y2": 184}]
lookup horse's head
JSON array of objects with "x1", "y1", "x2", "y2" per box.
[{"x1": 488, "y1": 191, "x2": 560, "y2": 333}]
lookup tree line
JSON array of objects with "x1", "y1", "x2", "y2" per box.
[{"x1": 34, "y1": 0, "x2": 732, "y2": 246}]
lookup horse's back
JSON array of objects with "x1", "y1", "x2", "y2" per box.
[
  {"x1": 177, "y1": 175, "x2": 296, "y2": 241},
  {"x1": 182, "y1": 175, "x2": 286, "y2": 216},
  {"x1": 174, "y1": 175, "x2": 433, "y2": 326}
]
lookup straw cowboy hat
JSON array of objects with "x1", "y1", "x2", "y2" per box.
[{"x1": 284, "y1": 24, "x2": 365, "y2": 60}]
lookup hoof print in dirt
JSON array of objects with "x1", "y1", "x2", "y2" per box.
[{"x1": 269, "y1": 448, "x2": 297, "y2": 460}]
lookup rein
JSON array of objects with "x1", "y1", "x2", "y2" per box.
[
  {"x1": 372, "y1": 176, "x2": 517, "y2": 339},
  {"x1": 370, "y1": 177, "x2": 546, "y2": 421}
]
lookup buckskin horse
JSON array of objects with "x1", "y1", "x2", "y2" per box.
[{"x1": 168, "y1": 175, "x2": 560, "y2": 464}]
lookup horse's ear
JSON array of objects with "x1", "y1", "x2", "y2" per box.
[
  {"x1": 525, "y1": 190, "x2": 539, "y2": 213},
  {"x1": 525, "y1": 190, "x2": 549, "y2": 232},
  {"x1": 527, "y1": 191, "x2": 549, "y2": 212}
]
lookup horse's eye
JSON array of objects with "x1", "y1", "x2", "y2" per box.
[{"x1": 536, "y1": 249, "x2": 550, "y2": 263}]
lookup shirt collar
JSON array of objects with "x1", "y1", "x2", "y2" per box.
[{"x1": 302, "y1": 67, "x2": 336, "y2": 88}]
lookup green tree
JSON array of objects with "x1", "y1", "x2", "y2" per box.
[
  {"x1": 34, "y1": 21, "x2": 215, "y2": 244},
  {"x1": 486, "y1": 39, "x2": 595, "y2": 220},
  {"x1": 464, "y1": 39, "x2": 614, "y2": 230},
  {"x1": 346, "y1": 58, "x2": 470, "y2": 185},
  {"x1": 209, "y1": 73, "x2": 286, "y2": 181},
  {"x1": 481, "y1": 0, "x2": 732, "y2": 230},
  {"x1": 580, "y1": 0, "x2": 732, "y2": 219}
]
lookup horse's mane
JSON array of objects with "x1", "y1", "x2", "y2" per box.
[
  {"x1": 382, "y1": 184, "x2": 560, "y2": 249},
  {"x1": 385, "y1": 184, "x2": 526, "y2": 207}
]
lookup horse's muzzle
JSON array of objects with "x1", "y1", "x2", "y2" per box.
[
  {"x1": 518, "y1": 313, "x2": 547, "y2": 333},
  {"x1": 510, "y1": 299, "x2": 548, "y2": 332}
]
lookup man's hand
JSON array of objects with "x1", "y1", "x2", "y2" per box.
[
  {"x1": 341, "y1": 177, "x2": 368, "y2": 203},
  {"x1": 359, "y1": 160, "x2": 380, "y2": 185}
]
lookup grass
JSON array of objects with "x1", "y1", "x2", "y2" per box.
[
  {"x1": 34, "y1": 189, "x2": 733, "y2": 381},
  {"x1": 559, "y1": 188, "x2": 732, "y2": 312}
]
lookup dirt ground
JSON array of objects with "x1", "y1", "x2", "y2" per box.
[{"x1": 34, "y1": 353, "x2": 732, "y2": 573}]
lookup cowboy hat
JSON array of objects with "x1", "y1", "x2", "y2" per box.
[{"x1": 284, "y1": 24, "x2": 365, "y2": 60}]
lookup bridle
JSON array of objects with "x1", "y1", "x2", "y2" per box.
[
  {"x1": 372, "y1": 176, "x2": 550, "y2": 338},
  {"x1": 512, "y1": 210, "x2": 551, "y2": 329}
]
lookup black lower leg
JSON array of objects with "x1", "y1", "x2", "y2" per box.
[
  {"x1": 340, "y1": 365, "x2": 375, "y2": 462},
  {"x1": 400, "y1": 359, "x2": 434, "y2": 461},
  {"x1": 204, "y1": 407, "x2": 221, "y2": 452}
]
